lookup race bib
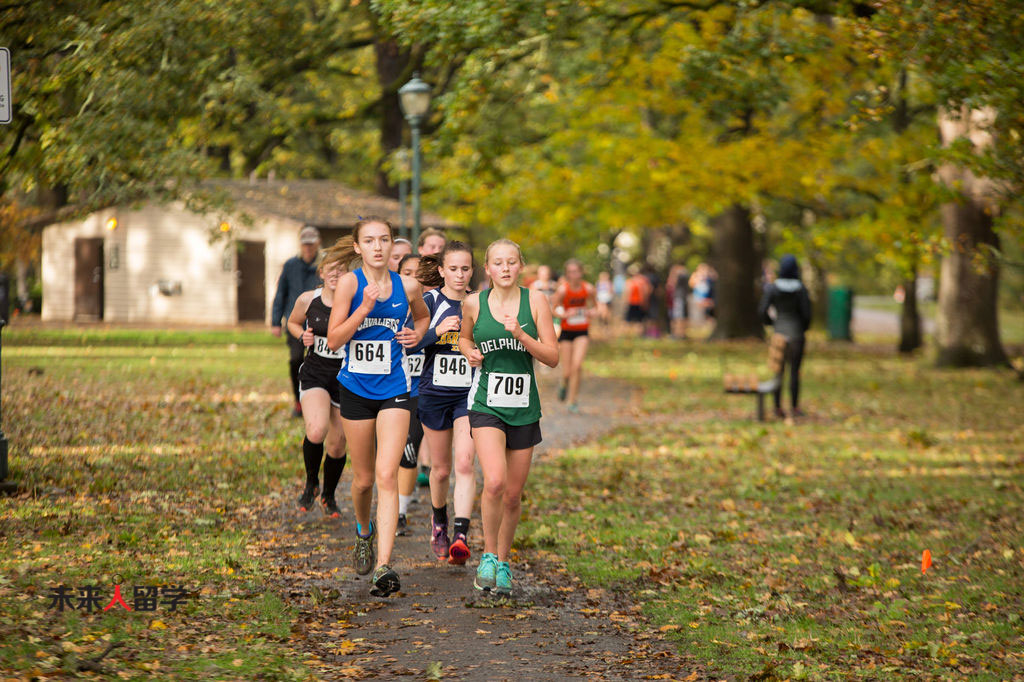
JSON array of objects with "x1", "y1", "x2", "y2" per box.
[
  {"x1": 486, "y1": 372, "x2": 530, "y2": 408},
  {"x1": 313, "y1": 335, "x2": 344, "y2": 359},
  {"x1": 433, "y1": 354, "x2": 472, "y2": 388},
  {"x1": 566, "y1": 307, "x2": 587, "y2": 326},
  {"x1": 348, "y1": 340, "x2": 390, "y2": 374},
  {"x1": 406, "y1": 352, "x2": 424, "y2": 377}
]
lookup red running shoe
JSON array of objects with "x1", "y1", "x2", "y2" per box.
[{"x1": 448, "y1": 533, "x2": 470, "y2": 565}]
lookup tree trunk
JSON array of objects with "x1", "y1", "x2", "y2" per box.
[
  {"x1": 807, "y1": 258, "x2": 829, "y2": 330},
  {"x1": 709, "y1": 204, "x2": 763, "y2": 340},
  {"x1": 935, "y1": 108, "x2": 1007, "y2": 367},
  {"x1": 14, "y1": 258, "x2": 30, "y2": 312},
  {"x1": 898, "y1": 271, "x2": 922, "y2": 354},
  {"x1": 374, "y1": 39, "x2": 414, "y2": 199},
  {"x1": 935, "y1": 200, "x2": 1007, "y2": 366}
]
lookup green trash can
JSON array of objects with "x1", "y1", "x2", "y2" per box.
[{"x1": 827, "y1": 286, "x2": 853, "y2": 341}]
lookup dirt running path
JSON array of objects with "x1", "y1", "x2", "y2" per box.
[{"x1": 254, "y1": 373, "x2": 701, "y2": 681}]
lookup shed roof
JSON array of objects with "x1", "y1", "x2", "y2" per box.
[{"x1": 204, "y1": 179, "x2": 456, "y2": 229}]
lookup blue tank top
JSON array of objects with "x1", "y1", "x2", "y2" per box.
[
  {"x1": 418, "y1": 289, "x2": 474, "y2": 400},
  {"x1": 337, "y1": 269, "x2": 411, "y2": 399}
]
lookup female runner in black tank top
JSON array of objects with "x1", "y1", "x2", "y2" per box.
[{"x1": 286, "y1": 244, "x2": 350, "y2": 516}]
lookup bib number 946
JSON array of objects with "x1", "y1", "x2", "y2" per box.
[
  {"x1": 433, "y1": 354, "x2": 471, "y2": 388},
  {"x1": 349, "y1": 340, "x2": 390, "y2": 374},
  {"x1": 486, "y1": 372, "x2": 530, "y2": 408}
]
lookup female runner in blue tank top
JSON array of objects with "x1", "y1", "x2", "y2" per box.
[
  {"x1": 326, "y1": 217, "x2": 429, "y2": 598},
  {"x1": 410, "y1": 242, "x2": 477, "y2": 565}
]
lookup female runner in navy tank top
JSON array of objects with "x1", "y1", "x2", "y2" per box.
[
  {"x1": 326, "y1": 218, "x2": 429, "y2": 598},
  {"x1": 410, "y1": 242, "x2": 477, "y2": 565}
]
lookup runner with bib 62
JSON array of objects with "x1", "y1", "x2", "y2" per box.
[{"x1": 459, "y1": 239, "x2": 559, "y2": 596}]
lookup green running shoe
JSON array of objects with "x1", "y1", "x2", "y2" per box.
[
  {"x1": 369, "y1": 564, "x2": 401, "y2": 597},
  {"x1": 474, "y1": 552, "x2": 498, "y2": 591},
  {"x1": 352, "y1": 526, "x2": 375, "y2": 576},
  {"x1": 495, "y1": 561, "x2": 512, "y2": 596}
]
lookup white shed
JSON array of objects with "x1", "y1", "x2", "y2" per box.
[{"x1": 41, "y1": 179, "x2": 456, "y2": 324}]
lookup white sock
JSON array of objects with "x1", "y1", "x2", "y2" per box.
[{"x1": 399, "y1": 494, "x2": 412, "y2": 515}]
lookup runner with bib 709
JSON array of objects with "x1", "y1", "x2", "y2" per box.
[
  {"x1": 459, "y1": 239, "x2": 559, "y2": 596},
  {"x1": 326, "y1": 217, "x2": 430, "y2": 598}
]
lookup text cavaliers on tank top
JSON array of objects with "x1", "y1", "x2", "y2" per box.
[
  {"x1": 303, "y1": 288, "x2": 345, "y2": 369},
  {"x1": 560, "y1": 282, "x2": 590, "y2": 332},
  {"x1": 337, "y1": 269, "x2": 410, "y2": 399},
  {"x1": 468, "y1": 287, "x2": 541, "y2": 426}
]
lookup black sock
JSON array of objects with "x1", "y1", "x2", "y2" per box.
[
  {"x1": 322, "y1": 454, "x2": 346, "y2": 498},
  {"x1": 453, "y1": 517, "x2": 470, "y2": 537},
  {"x1": 432, "y1": 504, "x2": 448, "y2": 527},
  {"x1": 302, "y1": 437, "x2": 323, "y2": 487}
]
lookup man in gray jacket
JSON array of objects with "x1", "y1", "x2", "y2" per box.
[{"x1": 271, "y1": 226, "x2": 322, "y2": 417}]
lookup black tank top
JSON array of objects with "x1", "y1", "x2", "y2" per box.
[{"x1": 303, "y1": 289, "x2": 345, "y2": 369}]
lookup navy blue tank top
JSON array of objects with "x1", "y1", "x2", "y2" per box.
[{"x1": 418, "y1": 289, "x2": 475, "y2": 400}]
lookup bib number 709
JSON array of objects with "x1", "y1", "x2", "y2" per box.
[{"x1": 486, "y1": 372, "x2": 530, "y2": 408}]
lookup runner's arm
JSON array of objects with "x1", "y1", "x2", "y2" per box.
[
  {"x1": 458, "y1": 294, "x2": 484, "y2": 367},
  {"x1": 286, "y1": 291, "x2": 315, "y2": 343},
  {"x1": 408, "y1": 292, "x2": 440, "y2": 353},
  {"x1": 396, "y1": 276, "x2": 430, "y2": 348},
  {"x1": 515, "y1": 289, "x2": 559, "y2": 368},
  {"x1": 326, "y1": 272, "x2": 370, "y2": 351}
]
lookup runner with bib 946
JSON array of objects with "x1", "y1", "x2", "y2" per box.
[
  {"x1": 411, "y1": 242, "x2": 477, "y2": 565},
  {"x1": 459, "y1": 239, "x2": 559, "y2": 596},
  {"x1": 326, "y1": 217, "x2": 430, "y2": 598}
]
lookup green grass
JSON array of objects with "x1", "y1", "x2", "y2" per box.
[
  {"x1": 518, "y1": 336, "x2": 1024, "y2": 680},
  {"x1": 1, "y1": 328, "x2": 309, "y2": 679},
  {"x1": 3, "y1": 326, "x2": 1022, "y2": 679}
]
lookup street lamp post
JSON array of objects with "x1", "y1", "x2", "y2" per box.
[
  {"x1": 397, "y1": 148, "x2": 410, "y2": 241},
  {"x1": 398, "y1": 74, "x2": 432, "y2": 248}
]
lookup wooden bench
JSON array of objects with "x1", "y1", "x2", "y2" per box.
[{"x1": 723, "y1": 334, "x2": 788, "y2": 421}]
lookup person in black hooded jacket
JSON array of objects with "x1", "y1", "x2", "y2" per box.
[{"x1": 758, "y1": 254, "x2": 812, "y2": 418}]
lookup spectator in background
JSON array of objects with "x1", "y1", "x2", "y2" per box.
[
  {"x1": 643, "y1": 266, "x2": 662, "y2": 338},
  {"x1": 758, "y1": 254, "x2": 812, "y2": 419},
  {"x1": 271, "y1": 225, "x2": 322, "y2": 417},
  {"x1": 690, "y1": 263, "x2": 717, "y2": 327},
  {"x1": 595, "y1": 271, "x2": 614, "y2": 326},
  {"x1": 624, "y1": 264, "x2": 652, "y2": 337},
  {"x1": 667, "y1": 264, "x2": 689, "y2": 340}
]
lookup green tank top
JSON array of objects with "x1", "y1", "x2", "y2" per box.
[{"x1": 469, "y1": 287, "x2": 542, "y2": 425}]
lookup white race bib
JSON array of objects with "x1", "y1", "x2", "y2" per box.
[
  {"x1": 406, "y1": 352, "x2": 424, "y2": 378},
  {"x1": 486, "y1": 372, "x2": 530, "y2": 408},
  {"x1": 313, "y1": 335, "x2": 344, "y2": 359},
  {"x1": 348, "y1": 340, "x2": 390, "y2": 374},
  {"x1": 433, "y1": 354, "x2": 472, "y2": 388},
  {"x1": 566, "y1": 307, "x2": 587, "y2": 326}
]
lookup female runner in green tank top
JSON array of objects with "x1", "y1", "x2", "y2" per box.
[{"x1": 458, "y1": 239, "x2": 559, "y2": 596}]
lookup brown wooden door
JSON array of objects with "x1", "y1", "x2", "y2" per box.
[
  {"x1": 74, "y1": 238, "x2": 104, "y2": 321},
  {"x1": 236, "y1": 240, "x2": 266, "y2": 322}
]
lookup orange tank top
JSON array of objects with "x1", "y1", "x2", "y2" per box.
[{"x1": 561, "y1": 282, "x2": 590, "y2": 331}]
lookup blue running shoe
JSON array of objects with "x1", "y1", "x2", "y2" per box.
[
  {"x1": 474, "y1": 553, "x2": 498, "y2": 591},
  {"x1": 495, "y1": 561, "x2": 512, "y2": 596}
]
